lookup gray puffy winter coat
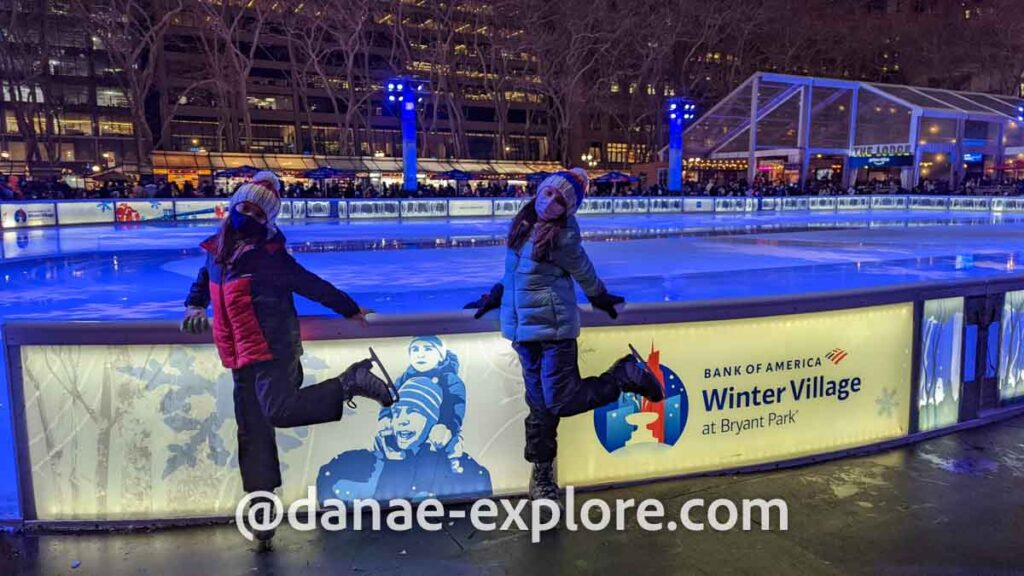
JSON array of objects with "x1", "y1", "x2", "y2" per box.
[{"x1": 500, "y1": 217, "x2": 606, "y2": 342}]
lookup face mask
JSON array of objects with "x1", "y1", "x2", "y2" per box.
[
  {"x1": 229, "y1": 205, "x2": 267, "y2": 238},
  {"x1": 535, "y1": 187, "x2": 567, "y2": 221}
]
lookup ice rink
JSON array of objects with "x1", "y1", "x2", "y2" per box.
[{"x1": 3, "y1": 210, "x2": 1024, "y2": 320}]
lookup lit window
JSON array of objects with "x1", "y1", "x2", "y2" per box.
[
  {"x1": 98, "y1": 118, "x2": 133, "y2": 136},
  {"x1": 97, "y1": 88, "x2": 128, "y2": 108},
  {"x1": 606, "y1": 142, "x2": 628, "y2": 164}
]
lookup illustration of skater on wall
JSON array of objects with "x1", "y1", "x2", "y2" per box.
[{"x1": 317, "y1": 336, "x2": 493, "y2": 503}]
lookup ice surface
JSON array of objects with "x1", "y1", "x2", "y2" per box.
[{"x1": 2, "y1": 211, "x2": 1024, "y2": 321}]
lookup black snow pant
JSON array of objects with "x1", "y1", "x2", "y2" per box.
[
  {"x1": 513, "y1": 339, "x2": 622, "y2": 464},
  {"x1": 232, "y1": 355, "x2": 345, "y2": 492}
]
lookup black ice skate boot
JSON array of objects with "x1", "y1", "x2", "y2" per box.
[
  {"x1": 245, "y1": 494, "x2": 276, "y2": 552},
  {"x1": 610, "y1": 352, "x2": 665, "y2": 402},
  {"x1": 339, "y1": 351, "x2": 397, "y2": 409},
  {"x1": 528, "y1": 461, "x2": 562, "y2": 506}
]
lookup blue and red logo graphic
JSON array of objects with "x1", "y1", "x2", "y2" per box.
[
  {"x1": 13, "y1": 209, "x2": 27, "y2": 224},
  {"x1": 825, "y1": 348, "x2": 849, "y2": 365},
  {"x1": 593, "y1": 345, "x2": 688, "y2": 453}
]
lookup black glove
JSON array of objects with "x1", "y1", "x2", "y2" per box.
[
  {"x1": 464, "y1": 283, "x2": 504, "y2": 319},
  {"x1": 181, "y1": 306, "x2": 210, "y2": 334},
  {"x1": 589, "y1": 291, "x2": 625, "y2": 319}
]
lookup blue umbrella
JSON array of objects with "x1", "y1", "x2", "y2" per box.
[
  {"x1": 594, "y1": 171, "x2": 637, "y2": 184},
  {"x1": 304, "y1": 166, "x2": 356, "y2": 180},
  {"x1": 431, "y1": 169, "x2": 473, "y2": 181}
]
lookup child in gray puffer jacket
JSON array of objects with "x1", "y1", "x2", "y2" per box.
[{"x1": 466, "y1": 168, "x2": 664, "y2": 508}]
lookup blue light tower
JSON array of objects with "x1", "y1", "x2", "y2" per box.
[
  {"x1": 385, "y1": 77, "x2": 428, "y2": 193},
  {"x1": 666, "y1": 97, "x2": 696, "y2": 194}
]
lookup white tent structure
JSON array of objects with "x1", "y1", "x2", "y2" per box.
[{"x1": 683, "y1": 72, "x2": 1024, "y2": 189}]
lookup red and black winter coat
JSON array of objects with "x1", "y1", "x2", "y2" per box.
[{"x1": 185, "y1": 231, "x2": 360, "y2": 369}]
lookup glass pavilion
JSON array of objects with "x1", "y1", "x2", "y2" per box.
[{"x1": 683, "y1": 72, "x2": 1024, "y2": 189}]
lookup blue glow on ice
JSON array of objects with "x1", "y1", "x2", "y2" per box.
[{"x1": 1, "y1": 211, "x2": 1024, "y2": 321}]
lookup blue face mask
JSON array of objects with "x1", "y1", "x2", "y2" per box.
[{"x1": 229, "y1": 205, "x2": 267, "y2": 238}]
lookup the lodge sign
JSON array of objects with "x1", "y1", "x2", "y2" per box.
[{"x1": 851, "y1": 144, "x2": 912, "y2": 157}]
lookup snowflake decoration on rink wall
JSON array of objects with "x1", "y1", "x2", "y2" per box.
[
  {"x1": 117, "y1": 346, "x2": 321, "y2": 479},
  {"x1": 875, "y1": 387, "x2": 899, "y2": 417}
]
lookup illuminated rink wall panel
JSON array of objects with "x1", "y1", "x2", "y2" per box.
[
  {"x1": 917, "y1": 298, "x2": 965, "y2": 431},
  {"x1": 558, "y1": 303, "x2": 913, "y2": 486},
  {"x1": 20, "y1": 304, "x2": 913, "y2": 522},
  {"x1": 21, "y1": 334, "x2": 531, "y2": 521},
  {"x1": 998, "y1": 290, "x2": 1024, "y2": 401},
  {"x1": 0, "y1": 327, "x2": 18, "y2": 520}
]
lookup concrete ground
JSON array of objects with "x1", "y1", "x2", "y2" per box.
[{"x1": 2, "y1": 415, "x2": 1024, "y2": 576}]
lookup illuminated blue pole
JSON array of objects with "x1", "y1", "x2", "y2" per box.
[
  {"x1": 666, "y1": 97, "x2": 696, "y2": 194},
  {"x1": 401, "y1": 89, "x2": 417, "y2": 193},
  {"x1": 387, "y1": 78, "x2": 426, "y2": 193}
]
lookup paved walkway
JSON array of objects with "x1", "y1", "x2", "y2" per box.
[{"x1": 3, "y1": 415, "x2": 1024, "y2": 575}]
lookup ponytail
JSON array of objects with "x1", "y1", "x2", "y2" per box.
[
  {"x1": 506, "y1": 197, "x2": 565, "y2": 262},
  {"x1": 214, "y1": 218, "x2": 241, "y2": 268}
]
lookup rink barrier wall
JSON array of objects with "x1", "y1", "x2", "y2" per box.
[
  {"x1": 4, "y1": 274, "x2": 1024, "y2": 527},
  {"x1": 4, "y1": 194, "x2": 1024, "y2": 228}
]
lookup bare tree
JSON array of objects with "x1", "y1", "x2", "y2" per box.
[
  {"x1": 72, "y1": 0, "x2": 184, "y2": 170},
  {"x1": 960, "y1": 0, "x2": 1024, "y2": 95},
  {"x1": 0, "y1": 3, "x2": 63, "y2": 171},
  {"x1": 323, "y1": 0, "x2": 378, "y2": 156},
  {"x1": 469, "y1": 4, "x2": 525, "y2": 160},
  {"x1": 498, "y1": 0, "x2": 614, "y2": 164},
  {"x1": 185, "y1": 0, "x2": 269, "y2": 152}
]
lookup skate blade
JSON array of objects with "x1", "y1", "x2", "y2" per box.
[
  {"x1": 368, "y1": 346, "x2": 400, "y2": 403},
  {"x1": 627, "y1": 343, "x2": 647, "y2": 367},
  {"x1": 627, "y1": 343, "x2": 661, "y2": 380}
]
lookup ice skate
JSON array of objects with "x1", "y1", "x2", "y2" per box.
[
  {"x1": 339, "y1": 347, "x2": 399, "y2": 408},
  {"x1": 244, "y1": 495, "x2": 276, "y2": 553},
  {"x1": 528, "y1": 461, "x2": 562, "y2": 506},
  {"x1": 611, "y1": 345, "x2": 665, "y2": 402},
  {"x1": 528, "y1": 461, "x2": 562, "y2": 526}
]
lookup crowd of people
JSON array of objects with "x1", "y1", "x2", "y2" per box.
[
  {"x1": 4, "y1": 172, "x2": 1024, "y2": 202},
  {"x1": 0, "y1": 175, "x2": 532, "y2": 201}
]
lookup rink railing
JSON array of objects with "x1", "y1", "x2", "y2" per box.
[
  {"x1": 4, "y1": 272, "x2": 1024, "y2": 527},
  {"x1": 3, "y1": 194, "x2": 1024, "y2": 228}
]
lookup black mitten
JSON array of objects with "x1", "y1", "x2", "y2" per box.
[
  {"x1": 589, "y1": 291, "x2": 625, "y2": 319},
  {"x1": 464, "y1": 283, "x2": 504, "y2": 319}
]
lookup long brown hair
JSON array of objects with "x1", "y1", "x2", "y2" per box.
[
  {"x1": 507, "y1": 197, "x2": 566, "y2": 262},
  {"x1": 214, "y1": 218, "x2": 263, "y2": 268}
]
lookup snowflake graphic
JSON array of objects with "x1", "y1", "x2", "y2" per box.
[
  {"x1": 116, "y1": 346, "x2": 322, "y2": 478},
  {"x1": 876, "y1": 387, "x2": 899, "y2": 417}
]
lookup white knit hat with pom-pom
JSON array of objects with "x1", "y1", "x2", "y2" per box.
[
  {"x1": 228, "y1": 170, "x2": 282, "y2": 235},
  {"x1": 536, "y1": 167, "x2": 589, "y2": 216}
]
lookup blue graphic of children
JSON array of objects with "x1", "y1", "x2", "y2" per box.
[
  {"x1": 316, "y1": 377, "x2": 491, "y2": 503},
  {"x1": 376, "y1": 336, "x2": 467, "y2": 473}
]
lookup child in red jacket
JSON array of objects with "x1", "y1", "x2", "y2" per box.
[{"x1": 182, "y1": 171, "x2": 395, "y2": 548}]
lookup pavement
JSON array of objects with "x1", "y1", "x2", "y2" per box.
[{"x1": 2, "y1": 415, "x2": 1024, "y2": 576}]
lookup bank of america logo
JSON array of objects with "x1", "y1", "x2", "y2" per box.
[{"x1": 826, "y1": 348, "x2": 849, "y2": 365}]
